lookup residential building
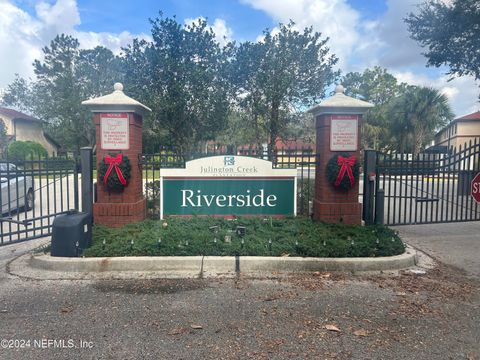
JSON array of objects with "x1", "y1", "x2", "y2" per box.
[
  {"x1": 434, "y1": 110, "x2": 480, "y2": 151},
  {"x1": 0, "y1": 107, "x2": 60, "y2": 156}
]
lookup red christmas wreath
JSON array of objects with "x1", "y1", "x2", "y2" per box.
[
  {"x1": 326, "y1": 153, "x2": 360, "y2": 191},
  {"x1": 98, "y1": 153, "x2": 131, "y2": 192}
]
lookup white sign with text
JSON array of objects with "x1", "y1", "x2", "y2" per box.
[
  {"x1": 330, "y1": 115, "x2": 358, "y2": 151},
  {"x1": 100, "y1": 113, "x2": 129, "y2": 150}
]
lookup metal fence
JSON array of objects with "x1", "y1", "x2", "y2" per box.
[
  {"x1": 140, "y1": 146, "x2": 318, "y2": 218},
  {"x1": 0, "y1": 155, "x2": 79, "y2": 245},
  {"x1": 375, "y1": 140, "x2": 480, "y2": 225}
]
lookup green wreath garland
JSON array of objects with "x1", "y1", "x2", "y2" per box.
[
  {"x1": 326, "y1": 153, "x2": 360, "y2": 191},
  {"x1": 98, "y1": 154, "x2": 132, "y2": 192}
]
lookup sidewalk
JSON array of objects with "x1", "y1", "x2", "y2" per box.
[{"x1": 394, "y1": 221, "x2": 480, "y2": 280}]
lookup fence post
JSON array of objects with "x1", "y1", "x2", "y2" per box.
[
  {"x1": 374, "y1": 189, "x2": 385, "y2": 225},
  {"x1": 363, "y1": 150, "x2": 377, "y2": 225},
  {"x1": 80, "y1": 147, "x2": 93, "y2": 245}
]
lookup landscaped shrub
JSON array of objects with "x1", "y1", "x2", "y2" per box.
[
  {"x1": 7, "y1": 141, "x2": 48, "y2": 160},
  {"x1": 83, "y1": 217, "x2": 406, "y2": 258}
]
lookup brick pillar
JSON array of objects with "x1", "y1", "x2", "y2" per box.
[
  {"x1": 82, "y1": 83, "x2": 151, "y2": 228},
  {"x1": 313, "y1": 114, "x2": 363, "y2": 225},
  {"x1": 309, "y1": 85, "x2": 373, "y2": 225}
]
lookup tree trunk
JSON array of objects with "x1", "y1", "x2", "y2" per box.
[{"x1": 268, "y1": 100, "x2": 280, "y2": 161}]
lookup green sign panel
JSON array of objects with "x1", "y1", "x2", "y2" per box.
[
  {"x1": 162, "y1": 178, "x2": 295, "y2": 216},
  {"x1": 160, "y1": 156, "x2": 297, "y2": 218}
]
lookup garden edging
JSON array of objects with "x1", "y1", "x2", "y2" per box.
[{"x1": 29, "y1": 246, "x2": 417, "y2": 275}]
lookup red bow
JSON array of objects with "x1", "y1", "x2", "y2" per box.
[
  {"x1": 104, "y1": 154, "x2": 127, "y2": 186},
  {"x1": 335, "y1": 155, "x2": 356, "y2": 188}
]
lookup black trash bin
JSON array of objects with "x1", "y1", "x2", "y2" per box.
[{"x1": 51, "y1": 210, "x2": 91, "y2": 257}]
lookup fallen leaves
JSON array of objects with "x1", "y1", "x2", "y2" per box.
[
  {"x1": 324, "y1": 324, "x2": 341, "y2": 332},
  {"x1": 168, "y1": 324, "x2": 203, "y2": 335},
  {"x1": 168, "y1": 327, "x2": 188, "y2": 335},
  {"x1": 353, "y1": 329, "x2": 369, "y2": 337},
  {"x1": 262, "y1": 295, "x2": 280, "y2": 302}
]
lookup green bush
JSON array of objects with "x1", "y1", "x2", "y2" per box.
[
  {"x1": 83, "y1": 217, "x2": 405, "y2": 258},
  {"x1": 7, "y1": 141, "x2": 48, "y2": 160}
]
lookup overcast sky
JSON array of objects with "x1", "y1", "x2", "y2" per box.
[{"x1": 1, "y1": 0, "x2": 479, "y2": 117}]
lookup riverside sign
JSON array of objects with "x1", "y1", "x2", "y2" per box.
[{"x1": 160, "y1": 156, "x2": 297, "y2": 218}]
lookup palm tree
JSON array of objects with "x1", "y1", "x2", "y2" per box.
[{"x1": 388, "y1": 86, "x2": 453, "y2": 155}]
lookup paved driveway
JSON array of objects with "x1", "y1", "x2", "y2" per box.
[
  {"x1": 0, "y1": 237, "x2": 479, "y2": 359},
  {"x1": 394, "y1": 221, "x2": 480, "y2": 279}
]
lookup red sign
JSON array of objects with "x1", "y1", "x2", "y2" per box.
[{"x1": 471, "y1": 172, "x2": 480, "y2": 204}]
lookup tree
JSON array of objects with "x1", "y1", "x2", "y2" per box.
[
  {"x1": 342, "y1": 68, "x2": 453, "y2": 153},
  {"x1": 230, "y1": 22, "x2": 339, "y2": 155},
  {"x1": 341, "y1": 67, "x2": 406, "y2": 150},
  {"x1": 122, "y1": 15, "x2": 231, "y2": 152},
  {"x1": 405, "y1": 0, "x2": 480, "y2": 87},
  {"x1": 388, "y1": 86, "x2": 453, "y2": 154},
  {"x1": 1, "y1": 35, "x2": 122, "y2": 154}
]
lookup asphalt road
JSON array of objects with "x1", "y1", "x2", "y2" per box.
[
  {"x1": 0, "y1": 238, "x2": 479, "y2": 360},
  {"x1": 394, "y1": 221, "x2": 480, "y2": 280}
]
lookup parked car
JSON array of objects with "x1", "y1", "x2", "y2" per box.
[{"x1": 0, "y1": 163, "x2": 34, "y2": 214}]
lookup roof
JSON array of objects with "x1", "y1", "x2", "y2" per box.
[
  {"x1": 82, "y1": 83, "x2": 151, "y2": 114},
  {"x1": 455, "y1": 111, "x2": 480, "y2": 121},
  {"x1": 308, "y1": 85, "x2": 374, "y2": 115},
  {"x1": 43, "y1": 132, "x2": 61, "y2": 149},
  {"x1": 0, "y1": 107, "x2": 42, "y2": 123},
  {"x1": 435, "y1": 110, "x2": 480, "y2": 136},
  {"x1": 275, "y1": 138, "x2": 314, "y2": 150}
]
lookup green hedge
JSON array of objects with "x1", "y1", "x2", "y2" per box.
[
  {"x1": 7, "y1": 141, "x2": 47, "y2": 160},
  {"x1": 83, "y1": 217, "x2": 405, "y2": 258}
]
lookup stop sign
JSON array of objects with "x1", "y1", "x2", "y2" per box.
[{"x1": 472, "y1": 172, "x2": 480, "y2": 203}]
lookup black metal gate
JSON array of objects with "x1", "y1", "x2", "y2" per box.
[
  {"x1": 371, "y1": 140, "x2": 480, "y2": 225},
  {"x1": 0, "y1": 156, "x2": 79, "y2": 245}
]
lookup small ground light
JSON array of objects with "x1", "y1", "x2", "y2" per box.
[
  {"x1": 209, "y1": 226, "x2": 219, "y2": 234},
  {"x1": 236, "y1": 226, "x2": 246, "y2": 237},
  {"x1": 351, "y1": 239, "x2": 355, "y2": 246},
  {"x1": 295, "y1": 240, "x2": 298, "y2": 247},
  {"x1": 214, "y1": 237, "x2": 217, "y2": 244},
  {"x1": 241, "y1": 238, "x2": 244, "y2": 249},
  {"x1": 268, "y1": 239, "x2": 272, "y2": 251},
  {"x1": 102, "y1": 239, "x2": 106, "y2": 249},
  {"x1": 130, "y1": 239, "x2": 134, "y2": 249},
  {"x1": 185, "y1": 240, "x2": 189, "y2": 246},
  {"x1": 157, "y1": 238, "x2": 162, "y2": 248},
  {"x1": 376, "y1": 238, "x2": 380, "y2": 244},
  {"x1": 323, "y1": 240, "x2": 326, "y2": 246},
  {"x1": 391, "y1": 237, "x2": 395, "y2": 242}
]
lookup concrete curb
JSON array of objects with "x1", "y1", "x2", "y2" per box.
[{"x1": 29, "y1": 246, "x2": 417, "y2": 276}]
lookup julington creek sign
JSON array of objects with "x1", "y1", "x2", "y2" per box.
[{"x1": 160, "y1": 156, "x2": 297, "y2": 218}]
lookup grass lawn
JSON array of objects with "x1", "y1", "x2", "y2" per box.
[{"x1": 83, "y1": 217, "x2": 405, "y2": 258}]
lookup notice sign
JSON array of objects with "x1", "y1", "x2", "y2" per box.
[
  {"x1": 160, "y1": 156, "x2": 297, "y2": 218},
  {"x1": 100, "y1": 113, "x2": 129, "y2": 150},
  {"x1": 330, "y1": 115, "x2": 358, "y2": 151}
]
